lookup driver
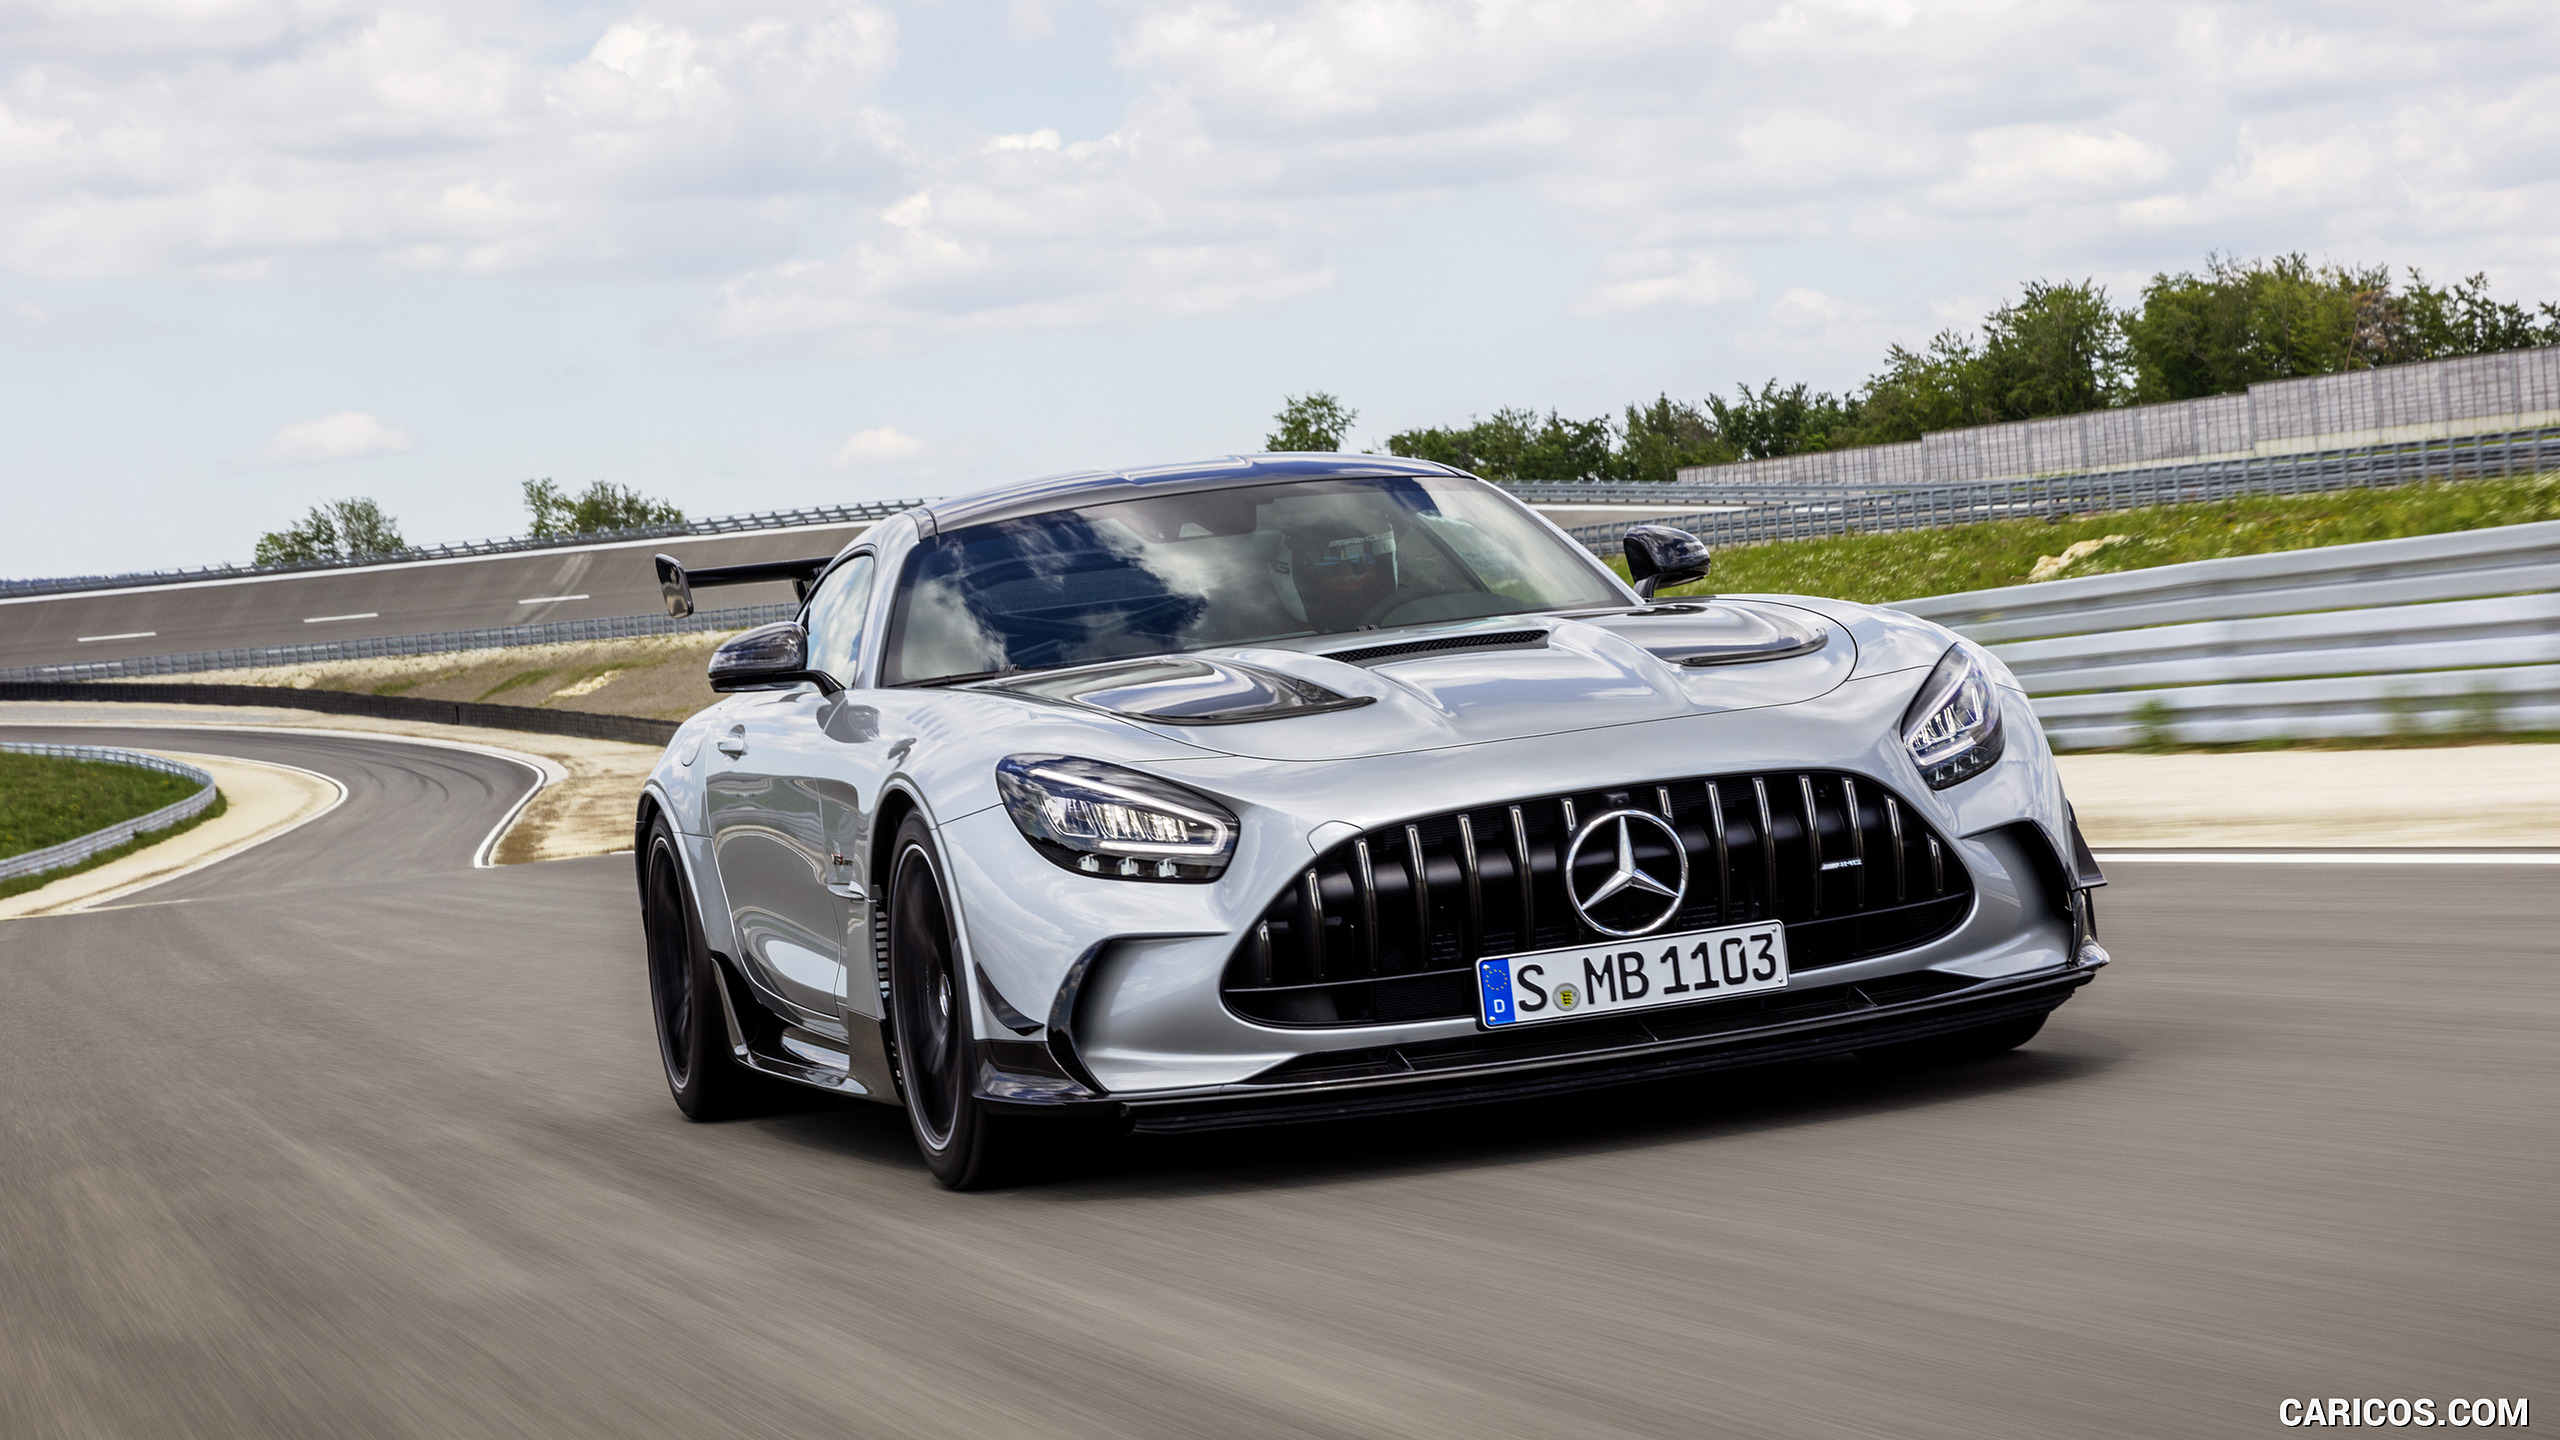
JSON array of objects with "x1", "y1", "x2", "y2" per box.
[{"x1": 1284, "y1": 524, "x2": 1400, "y2": 632}]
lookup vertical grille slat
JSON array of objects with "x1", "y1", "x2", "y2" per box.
[
  {"x1": 1752, "y1": 777, "x2": 1777, "y2": 918},
  {"x1": 1885, "y1": 795, "x2": 1907, "y2": 902},
  {"x1": 1457, "y1": 812, "x2": 1484, "y2": 958},
  {"x1": 1353, "y1": 840, "x2": 1380, "y2": 976},
  {"x1": 1799, "y1": 774, "x2": 1823, "y2": 918},
  {"x1": 1404, "y1": 822, "x2": 1430, "y2": 963},
  {"x1": 1842, "y1": 776, "x2": 1867, "y2": 909},
  {"x1": 1224, "y1": 769, "x2": 1974, "y2": 1027},
  {"x1": 1508, "y1": 804, "x2": 1535, "y2": 945},
  {"x1": 1706, "y1": 780, "x2": 1731, "y2": 925}
]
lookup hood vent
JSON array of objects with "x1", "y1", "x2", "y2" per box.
[{"x1": 1321, "y1": 629, "x2": 1549, "y2": 667}]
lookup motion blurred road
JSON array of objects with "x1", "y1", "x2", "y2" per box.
[
  {"x1": 0, "y1": 527, "x2": 860, "y2": 670},
  {"x1": 2, "y1": 724, "x2": 2551, "y2": 1439},
  {"x1": 0, "y1": 502, "x2": 1705, "y2": 671}
]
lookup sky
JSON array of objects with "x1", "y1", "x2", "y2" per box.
[{"x1": 3, "y1": 0, "x2": 2557, "y2": 578}]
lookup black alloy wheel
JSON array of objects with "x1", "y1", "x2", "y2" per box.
[
  {"x1": 886, "y1": 812, "x2": 1016, "y2": 1188},
  {"x1": 642, "y1": 814, "x2": 781, "y2": 1120}
]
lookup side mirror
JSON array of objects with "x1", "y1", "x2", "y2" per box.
[
  {"x1": 654, "y1": 553, "x2": 695, "y2": 618},
  {"x1": 1624, "y1": 525, "x2": 1711, "y2": 601},
  {"x1": 708, "y1": 622, "x2": 841, "y2": 695}
]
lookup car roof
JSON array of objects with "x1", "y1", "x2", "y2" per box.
[{"x1": 915, "y1": 453, "x2": 1472, "y2": 536}]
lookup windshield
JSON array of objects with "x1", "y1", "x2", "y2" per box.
[{"x1": 880, "y1": 474, "x2": 1626, "y2": 685}]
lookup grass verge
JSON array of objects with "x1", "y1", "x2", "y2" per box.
[
  {"x1": 0, "y1": 789, "x2": 227, "y2": 901},
  {"x1": 1632, "y1": 470, "x2": 2560, "y2": 604},
  {"x1": 2, "y1": 750, "x2": 210, "y2": 859}
]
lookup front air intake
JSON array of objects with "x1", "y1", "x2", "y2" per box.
[{"x1": 1221, "y1": 770, "x2": 1972, "y2": 1027}]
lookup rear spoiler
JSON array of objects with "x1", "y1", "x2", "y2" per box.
[{"x1": 654, "y1": 553, "x2": 833, "y2": 618}]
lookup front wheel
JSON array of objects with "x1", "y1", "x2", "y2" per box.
[
  {"x1": 642, "y1": 814, "x2": 786, "y2": 1120},
  {"x1": 886, "y1": 813, "x2": 1024, "y2": 1189}
]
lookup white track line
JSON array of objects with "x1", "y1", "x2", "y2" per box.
[
  {"x1": 0, "y1": 720, "x2": 557, "y2": 873},
  {"x1": 2097, "y1": 851, "x2": 2560, "y2": 865},
  {"x1": 302, "y1": 612, "x2": 379, "y2": 623},
  {"x1": 69, "y1": 758, "x2": 349, "y2": 912},
  {"x1": 77, "y1": 631, "x2": 157, "y2": 642},
  {"x1": 517, "y1": 594, "x2": 589, "y2": 604}
]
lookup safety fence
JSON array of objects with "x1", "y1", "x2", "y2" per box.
[
  {"x1": 0, "y1": 500, "x2": 918, "y2": 600},
  {"x1": 0, "y1": 681, "x2": 682, "y2": 746},
  {"x1": 0, "y1": 602, "x2": 797, "y2": 684},
  {"x1": 1892, "y1": 520, "x2": 2560, "y2": 748},
  {"x1": 0, "y1": 743, "x2": 221, "y2": 883},
  {"x1": 1559, "y1": 427, "x2": 2560, "y2": 555},
  {"x1": 1652, "y1": 342, "x2": 2560, "y2": 490}
]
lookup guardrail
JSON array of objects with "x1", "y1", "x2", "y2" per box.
[
  {"x1": 1557, "y1": 427, "x2": 2560, "y2": 554},
  {"x1": 0, "y1": 682, "x2": 682, "y2": 746},
  {"x1": 0, "y1": 602, "x2": 797, "y2": 684},
  {"x1": 1893, "y1": 520, "x2": 2560, "y2": 748},
  {"x1": 0, "y1": 499, "x2": 921, "y2": 601},
  {"x1": 0, "y1": 743, "x2": 220, "y2": 883}
]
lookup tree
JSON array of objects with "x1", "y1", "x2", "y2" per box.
[
  {"x1": 2123, "y1": 254, "x2": 2380, "y2": 402},
  {"x1": 1264, "y1": 393, "x2": 1359, "y2": 452},
  {"x1": 1384, "y1": 408, "x2": 1614, "y2": 482},
  {"x1": 2382, "y1": 271, "x2": 2560, "y2": 363},
  {"x1": 1974, "y1": 279, "x2": 2131, "y2": 419},
  {"x1": 1610, "y1": 395, "x2": 1737, "y2": 481},
  {"x1": 1705, "y1": 381, "x2": 1864, "y2": 458},
  {"x1": 523, "y1": 479, "x2": 686, "y2": 538},
  {"x1": 253, "y1": 497, "x2": 407, "y2": 567}
]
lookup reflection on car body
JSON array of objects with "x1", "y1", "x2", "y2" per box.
[{"x1": 632, "y1": 455, "x2": 2108, "y2": 1188}]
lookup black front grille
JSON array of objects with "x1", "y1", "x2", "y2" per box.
[{"x1": 1221, "y1": 769, "x2": 1973, "y2": 1027}]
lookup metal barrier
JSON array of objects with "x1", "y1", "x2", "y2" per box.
[
  {"x1": 0, "y1": 743, "x2": 220, "y2": 883},
  {"x1": 0, "y1": 500, "x2": 920, "y2": 601},
  {"x1": 0, "y1": 602, "x2": 796, "y2": 684},
  {"x1": 1892, "y1": 520, "x2": 2560, "y2": 748},
  {"x1": 1558, "y1": 427, "x2": 2560, "y2": 554},
  {"x1": 0, "y1": 682, "x2": 681, "y2": 747}
]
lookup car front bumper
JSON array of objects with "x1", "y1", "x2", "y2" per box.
[{"x1": 986, "y1": 951, "x2": 2102, "y2": 1132}]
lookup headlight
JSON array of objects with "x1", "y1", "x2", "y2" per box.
[
  {"x1": 995, "y1": 755, "x2": 1237, "y2": 882},
  {"x1": 1900, "y1": 644, "x2": 2006, "y2": 789}
]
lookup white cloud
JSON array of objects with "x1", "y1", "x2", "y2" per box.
[
  {"x1": 1, "y1": 0, "x2": 2557, "y2": 348},
  {"x1": 825, "y1": 426, "x2": 929, "y2": 468},
  {"x1": 260, "y1": 411, "x2": 415, "y2": 465},
  {"x1": 1576, "y1": 250, "x2": 1755, "y2": 315}
]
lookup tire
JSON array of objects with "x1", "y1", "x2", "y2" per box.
[
  {"x1": 1860, "y1": 1012, "x2": 2047, "y2": 1070},
  {"x1": 641, "y1": 813, "x2": 787, "y2": 1120},
  {"x1": 885, "y1": 812, "x2": 1023, "y2": 1189}
]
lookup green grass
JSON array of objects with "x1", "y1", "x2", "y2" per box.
[
  {"x1": 1, "y1": 751, "x2": 209, "y2": 860},
  {"x1": 0, "y1": 791, "x2": 227, "y2": 901},
  {"x1": 1627, "y1": 471, "x2": 2560, "y2": 605},
  {"x1": 474, "y1": 668, "x2": 553, "y2": 702}
]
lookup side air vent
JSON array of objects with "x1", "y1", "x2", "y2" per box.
[{"x1": 1322, "y1": 630, "x2": 1549, "y2": 666}]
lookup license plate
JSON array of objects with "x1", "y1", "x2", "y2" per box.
[{"x1": 1476, "y1": 921, "x2": 1789, "y2": 1028}]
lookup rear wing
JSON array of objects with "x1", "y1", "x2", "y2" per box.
[{"x1": 654, "y1": 553, "x2": 833, "y2": 618}]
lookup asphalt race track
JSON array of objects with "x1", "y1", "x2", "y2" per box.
[
  {"x1": 2, "y1": 726, "x2": 2551, "y2": 1439},
  {"x1": 0, "y1": 503, "x2": 1698, "y2": 673},
  {"x1": 0, "y1": 526, "x2": 867, "y2": 671}
]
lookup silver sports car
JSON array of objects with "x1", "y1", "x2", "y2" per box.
[{"x1": 636, "y1": 455, "x2": 2108, "y2": 1187}]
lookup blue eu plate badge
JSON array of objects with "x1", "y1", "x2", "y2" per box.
[{"x1": 1477, "y1": 958, "x2": 1516, "y2": 1027}]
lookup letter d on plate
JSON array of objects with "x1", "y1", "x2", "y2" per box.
[{"x1": 1478, "y1": 958, "x2": 1516, "y2": 1027}]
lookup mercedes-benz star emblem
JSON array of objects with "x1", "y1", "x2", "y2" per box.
[{"x1": 1564, "y1": 809, "x2": 1690, "y2": 937}]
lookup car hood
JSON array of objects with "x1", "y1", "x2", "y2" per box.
[{"x1": 1005, "y1": 603, "x2": 1866, "y2": 762}]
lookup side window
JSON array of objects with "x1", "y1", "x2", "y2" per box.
[{"x1": 802, "y1": 555, "x2": 878, "y2": 686}]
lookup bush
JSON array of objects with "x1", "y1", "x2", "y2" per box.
[
  {"x1": 253, "y1": 497, "x2": 406, "y2": 567},
  {"x1": 523, "y1": 479, "x2": 685, "y2": 538}
]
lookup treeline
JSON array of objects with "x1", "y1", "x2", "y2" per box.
[
  {"x1": 252, "y1": 479, "x2": 684, "y2": 566},
  {"x1": 1280, "y1": 255, "x2": 2560, "y2": 484}
]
